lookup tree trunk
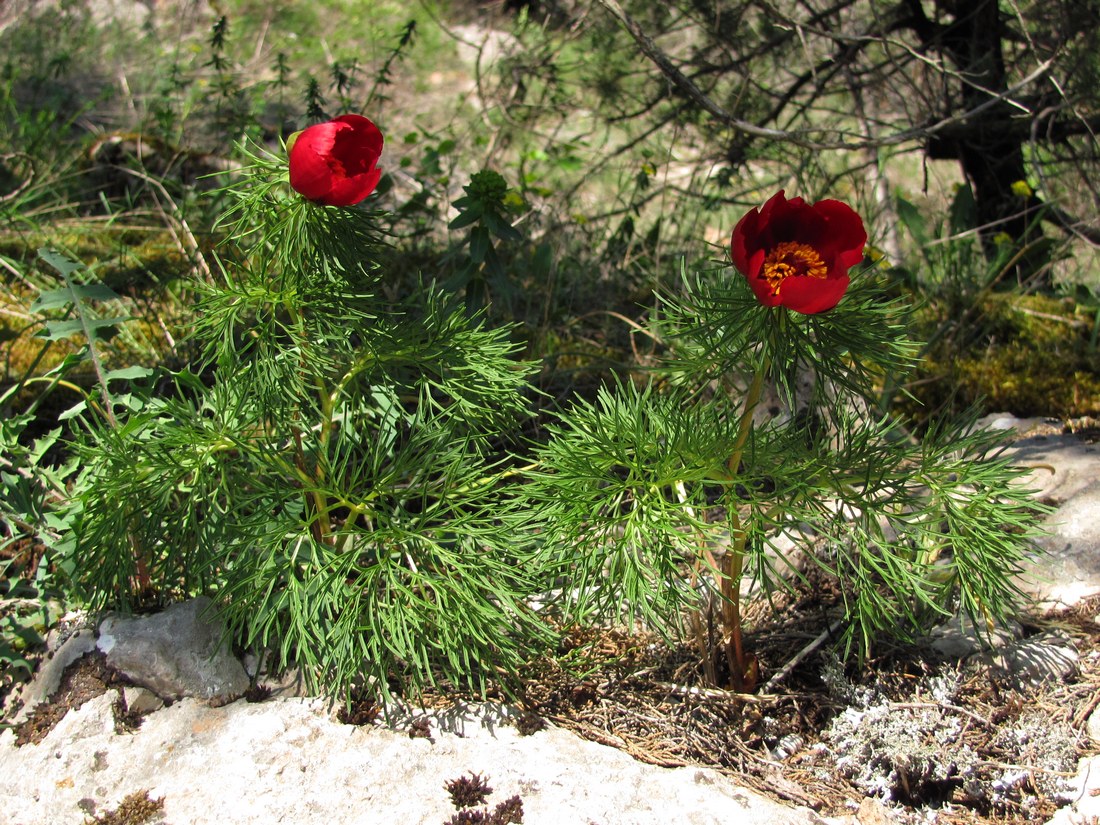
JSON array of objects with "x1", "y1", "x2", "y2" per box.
[{"x1": 916, "y1": 1, "x2": 1046, "y2": 282}]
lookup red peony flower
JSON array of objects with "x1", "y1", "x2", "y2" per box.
[
  {"x1": 288, "y1": 114, "x2": 383, "y2": 207},
  {"x1": 730, "y1": 190, "x2": 866, "y2": 314}
]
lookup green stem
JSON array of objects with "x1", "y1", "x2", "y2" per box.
[
  {"x1": 726, "y1": 366, "x2": 766, "y2": 477},
  {"x1": 285, "y1": 302, "x2": 335, "y2": 545},
  {"x1": 19, "y1": 376, "x2": 108, "y2": 422}
]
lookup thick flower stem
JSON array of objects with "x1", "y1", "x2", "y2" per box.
[
  {"x1": 718, "y1": 363, "x2": 767, "y2": 690},
  {"x1": 726, "y1": 366, "x2": 766, "y2": 477},
  {"x1": 721, "y1": 516, "x2": 749, "y2": 690}
]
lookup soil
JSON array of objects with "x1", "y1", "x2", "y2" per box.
[
  {"x1": 12, "y1": 650, "x2": 141, "y2": 746},
  {"x1": 505, "y1": 588, "x2": 1100, "y2": 825}
]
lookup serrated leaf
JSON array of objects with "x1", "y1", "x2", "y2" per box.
[
  {"x1": 39, "y1": 316, "x2": 127, "y2": 340},
  {"x1": 78, "y1": 283, "x2": 121, "y2": 302},
  {"x1": 37, "y1": 320, "x2": 87, "y2": 340},
  {"x1": 31, "y1": 283, "x2": 119, "y2": 313},
  {"x1": 57, "y1": 400, "x2": 88, "y2": 421},
  {"x1": 43, "y1": 351, "x2": 89, "y2": 377},
  {"x1": 112, "y1": 393, "x2": 146, "y2": 413},
  {"x1": 38, "y1": 247, "x2": 82, "y2": 279},
  {"x1": 30, "y1": 428, "x2": 62, "y2": 464},
  {"x1": 30, "y1": 288, "x2": 77, "y2": 313},
  {"x1": 106, "y1": 366, "x2": 154, "y2": 382}
]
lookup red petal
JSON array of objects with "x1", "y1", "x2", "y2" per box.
[
  {"x1": 333, "y1": 115, "x2": 383, "y2": 160},
  {"x1": 730, "y1": 207, "x2": 761, "y2": 277},
  {"x1": 289, "y1": 128, "x2": 340, "y2": 202},
  {"x1": 770, "y1": 197, "x2": 827, "y2": 245},
  {"x1": 808, "y1": 199, "x2": 866, "y2": 275},
  {"x1": 289, "y1": 115, "x2": 384, "y2": 206},
  {"x1": 323, "y1": 165, "x2": 382, "y2": 208},
  {"x1": 778, "y1": 273, "x2": 850, "y2": 314},
  {"x1": 732, "y1": 190, "x2": 797, "y2": 276}
]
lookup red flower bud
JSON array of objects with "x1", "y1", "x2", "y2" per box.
[
  {"x1": 731, "y1": 190, "x2": 866, "y2": 314},
  {"x1": 288, "y1": 114, "x2": 384, "y2": 207}
]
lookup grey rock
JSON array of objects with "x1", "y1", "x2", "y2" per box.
[
  {"x1": 983, "y1": 632, "x2": 1080, "y2": 688},
  {"x1": 928, "y1": 614, "x2": 1022, "y2": 660},
  {"x1": 0, "y1": 693, "x2": 848, "y2": 825},
  {"x1": 975, "y1": 412, "x2": 1053, "y2": 434},
  {"x1": 1017, "y1": 481, "x2": 1100, "y2": 610},
  {"x1": 96, "y1": 597, "x2": 249, "y2": 703},
  {"x1": 122, "y1": 686, "x2": 164, "y2": 716},
  {"x1": 964, "y1": 417, "x2": 1100, "y2": 610},
  {"x1": 12, "y1": 628, "x2": 97, "y2": 724},
  {"x1": 1000, "y1": 430, "x2": 1100, "y2": 506}
]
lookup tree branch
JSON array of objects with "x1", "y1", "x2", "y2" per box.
[{"x1": 592, "y1": 0, "x2": 1053, "y2": 153}]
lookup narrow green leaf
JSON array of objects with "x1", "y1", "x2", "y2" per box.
[
  {"x1": 448, "y1": 207, "x2": 483, "y2": 230},
  {"x1": 895, "y1": 196, "x2": 928, "y2": 248},
  {"x1": 469, "y1": 225, "x2": 490, "y2": 264}
]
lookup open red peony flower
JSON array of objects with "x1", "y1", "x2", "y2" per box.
[
  {"x1": 731, "y1": 190, "x2": 866, "y2": 314},
  {"x1": 288, "y1": 114, "x2": 383, "y2": 207}
]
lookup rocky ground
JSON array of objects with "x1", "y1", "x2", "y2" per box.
[{"x1": 3, "y1": 413, "x2": 1100, "y2": 825}]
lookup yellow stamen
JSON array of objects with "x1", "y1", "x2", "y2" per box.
[{"x1": 760, "y1": 241, "x2": 828, "y2": 296}]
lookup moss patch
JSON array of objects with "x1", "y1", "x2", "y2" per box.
[{"x1": 908, "y1": 292, "x2": 1100, "y2": 422}]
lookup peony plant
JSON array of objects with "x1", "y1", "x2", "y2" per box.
[
  {"x1": 529, "y1": 190, "x2": 1041, "y2": 691},
  {"x1": 66, "y1": 114, "x2": 1043, "y2": 700},
  {"x1": 69, "y1": 116, "x2": 554, "y2": 701}
]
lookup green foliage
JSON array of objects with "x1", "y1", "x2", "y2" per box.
[
  {"x1": 529, "y1": 380, "x2": 740, "y2": 630},
  {"x1": 70, "y1": 148, "x2": 553, "y2": 700},
  {"x1": 892, "y1": 185, "x2": 1100, "y2": 421},
  {"x1": 0, "y1": 251, "x2": 112, "y2": 701},
  {"x1": 0, "y1": 578, "x2": 60, "y2": 697},
  {"x1": 0, "y1": 1, "x2": 1066, "y2": 703},
  {"x1": 529, "y1": 258, "x2": 1044, "y2": 668},
  {"x1": 447, "y1": 170, "x2": 527, "y2": 312},
  {"x1": 662, "y1": 262, "x2": 918, "y2": 410},
  {"x1": 32, "y1": 249, "x2": 130, "y2": 411}
]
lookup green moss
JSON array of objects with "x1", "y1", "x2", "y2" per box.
[
  {"x1": 908, "y1": 292, "x2": 1100, "y2": 421},
  {"x1": 0, "y1": 228, "x2": 194, "y2": 402}
]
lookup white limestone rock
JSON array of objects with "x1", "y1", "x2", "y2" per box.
[
  {"x1": 0, "y1": 694, "x2": 849, "y2": 825},
  {"x1": 1018, "y1": 481, "x2": 1100, "y2": 610}
]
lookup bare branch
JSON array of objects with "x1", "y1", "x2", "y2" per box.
[{"x1": 592, "y1": 0, "x2": 1053, "y2": 153}]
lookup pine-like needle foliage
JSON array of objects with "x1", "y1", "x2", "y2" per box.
[
  {"x1": 70, "y1": 147, "x2": 552, "y2": 700},
  {"x1": 528, "y1": 264, "x2": 1046, "y2": 666}
]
